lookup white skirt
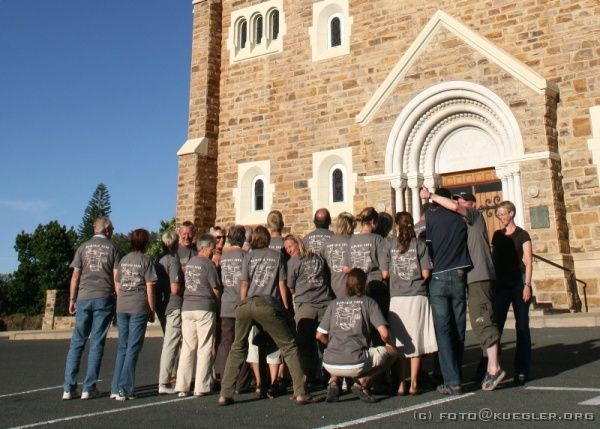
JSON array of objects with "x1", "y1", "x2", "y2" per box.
[{"x1": 388, "y1": 295, "x2": 438, "y2": 358}]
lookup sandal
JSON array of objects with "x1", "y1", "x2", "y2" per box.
[
  {"x1": 351, "y1": 380, "x2": 377, "y2": 403},
  {"x1": 292, "y1": 394, "x2": 313, "y2": 405},
  {"x1": 255, "y1": 386, "x2": 266, "y2": 399}
]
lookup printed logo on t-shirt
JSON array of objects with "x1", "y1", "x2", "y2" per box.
[
  {"x1": 326, "y1": 244, "x2": 346, "y2": 273},
  {"x1": 390, "y1": 248, "x2": 418, "y2": 281},
  {"x1": 303, "y1": 257, "x2": 323, "y2": 289},
  {"x1": 221, "y1": 259, "x2": 242, "y2": 288},
  {"x1": 334, "y1": 301, "x2": 362, "y2": 331},
  {"x1": 306, "y1": 235, "x2": 326, "y2": 253},
  {"x1": 249, "y1": 257, "x2": 277, "y2": 288},
  {"x1": 185, "y1": 264, "x2": 206, "y2": 292},
  {"x1": 83, "y1": 244, "x2": 111, "y2": 272},
  {"x1": 350, "y1": 244, "x2": 372, "y2": 272},
  {"x1": 120, "y1": 263, "x2": 143, "y2": 291}
]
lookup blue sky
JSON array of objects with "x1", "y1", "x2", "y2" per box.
[{"x1": 0, "y1": 0, "x2": 193, "y2": 273}]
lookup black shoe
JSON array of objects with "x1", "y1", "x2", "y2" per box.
[
  {"x1": 325, "y1": 382, "x2": 339, "y2": 403},
  {"x1": 513, "y1": 374, "x2": 528, "y2": 385}
]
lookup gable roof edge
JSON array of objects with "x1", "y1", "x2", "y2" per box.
[{"x1": 356, "y1": 9, "x2": 559, "y2": 126}]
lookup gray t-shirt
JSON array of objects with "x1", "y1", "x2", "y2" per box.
[
  {"x1": 220, "y1": 248, "x2": 245, "y2": 318},
  {"x1": 321, "y1": 235, "x2": 350, "y2": 298},
  {"x1": 318, "y1": 295, "x2": 387, "y2": 366},
  {"x1": 116, "y1": 251, "x2": 157, "y2": 314},
  {"x1": 347, "y1": 233, "x2": 388, "y2": 282},
  {"x1": 268, "y1": 236, "x2": 284, "y2": 252},
  {"x1": 303, "y1": 228, "x2": 334, "y2": 255},
  {"x1": 384, "y1": 237, "x2": 431, "y2": 297},
  {"x1": 242, "y1": 248, "x2": 286, "y2": 299},
  {"x1": 156, "y1": 253, "x2": 182, "y2": 315},
  {"x1": 464, "y1": 208, "x2": 496, "y2": 284},
  {"x1": 70, "y1": 235, "x2": 121, "y2": 300},
  {"x1": 287, "y1": 254, "x2": 331, "y2": 307},
  {"x1": 182, "y1": 256, "x2": 220, "y2": 312},
  {"x1": 177, "y1": 245, "x2": 197, "y2": 270}
]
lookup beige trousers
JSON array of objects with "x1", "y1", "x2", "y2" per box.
[{"x1": 175, "y1": 310, "x2": 216, "y2": 394}]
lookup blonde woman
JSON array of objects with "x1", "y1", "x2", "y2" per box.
[{"x1": 492, "y1": 201, "x2": 533, "y2": 385}]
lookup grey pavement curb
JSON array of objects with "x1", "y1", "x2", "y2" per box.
[{"x1": 2, "y1": 311, "x2": 600, "y2": 340}]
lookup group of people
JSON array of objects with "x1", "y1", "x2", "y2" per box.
[{"x1": 62, "y1": 189, "x2": 533, "y2": 405}]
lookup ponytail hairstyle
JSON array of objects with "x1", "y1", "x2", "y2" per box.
[
  {"x1": 356, "y1": 207, "x2": 379, "y2": 227},
  {"x1": 395, "y1": 211, "x2": 415, "y2": 253}
]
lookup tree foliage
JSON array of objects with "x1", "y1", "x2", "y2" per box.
[
  {"x1": 78, "y1": 183, "x2": 111, "y2": 244},
  {"x1": 146, "y1": 217, "x2": 176, "y2": 260},
  {"x1": 2, "y1": 221, "x2": 77, "y2": 315}
]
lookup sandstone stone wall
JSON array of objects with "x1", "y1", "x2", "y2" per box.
[{"x1": 181, "y1": 0, "x2": 600, "y2": 308}]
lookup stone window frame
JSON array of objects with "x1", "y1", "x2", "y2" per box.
[
  {"x1": 227, "y1": 0, "x2": 286, "y2": 64},
  {"x1": 309, "y1": 147, "x2": 356, "y2": 217},
  {"x1": 234, "y1": 160, "x2": 274, "y2": 225},
  {"x1": 309, "y1": 0, "x2": 353, "y2": 62}
]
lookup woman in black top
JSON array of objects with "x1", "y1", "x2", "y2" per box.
[{"x1": 492, "y1": 201, "x2": 533, "y2": 385}]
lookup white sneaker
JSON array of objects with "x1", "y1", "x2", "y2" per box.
[
  {"x1": 81, "y1": 388, "x2": 100, "y2": 400},
  {"x1": 158, "y1": 385, "x2": 175, "y2": 395},
  {"x1": 109, "y1": 393, "x2": 119, "y2": 399},
  {"x1": 178, "y1": 391, "x2": 189, "y2": 397},
  {"x1": 62, "y1": 390, "x2": 76, "y2": 400},
  {"x1": 115, "y1": 393, "x2": 135, "y2": 401}
]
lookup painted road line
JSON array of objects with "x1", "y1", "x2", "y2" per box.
[
  {"x1": 313, "y1": 393, "x2": 475, "y2": 429},
  {"x1": 7, "y1": 396, "x2": 196, "y2": 429},
  {"x1": 526, "y1": 386, "x2": 600, "y2": 406},
  {"x1": 579, "y1": 396, "x2": 600, "y2": 406},
  {"x1": 0, "y1": 380, "x2": 103, "y2": 399},
  {"x1": 525, "y1": 387, "x2": 600, "y2": 393}
]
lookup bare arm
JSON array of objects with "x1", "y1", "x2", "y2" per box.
[
  {"x1": 146, "y1": 282, "x2": 156, "y2": 322},
  {"x1": 68, "y1": 269, "x2": 81, "y2": 315},
  {"x1": 419, "y1": 187, "x2": 468, "y2": 217},
  {"x1": 279, "y1": 281, "x2": 289, "y2": 311},
  {"x1": 421, "y1": 269, "x2": 431, "y2": 282},
  {"x1": 376, "y1": 324, "x2": 398, "y2": 357},
  {"x1": 316, "y1": 331, "x2": 328, "y2": 345},
  {"x1": 170, "y1": 282, "x2": 181, "y2": 296},
  {"x1": 240, "y1": 280, "x2": 249, "y2": 300},
  {"x1": 522, "y1": 240, "x2": 533, "y2": 303}
]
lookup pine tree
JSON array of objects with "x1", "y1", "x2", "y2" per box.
[{"x1": 77, "y1": 183, "x2": 111, "y2": 244}]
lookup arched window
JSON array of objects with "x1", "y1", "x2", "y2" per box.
[
  {"x1": 269, "y1": 10, "x2": 280, "y2": 40},
  {"x1": 329, "y1": 164, "x2": 346, "y2": 203},
  {"x1": 328, "y1": 14, "x2": 342, "y2": 48},
  {"x1": 255, "y1": 15, "x2": 263, "y2": 45},
  {"x1": 253, "y1": 176, "x2": 265, "y2": 211},
  {"x1": 238, "y1": 19, "x2": 248, "y2": 49}
]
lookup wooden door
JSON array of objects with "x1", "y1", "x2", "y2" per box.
[{"x1": 441, "y1": 168, "x2": 503, "y2": 243}]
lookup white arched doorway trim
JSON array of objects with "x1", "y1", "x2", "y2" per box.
[{"x1": 383, "y1": 81, "x2": 526, "y2": 224}]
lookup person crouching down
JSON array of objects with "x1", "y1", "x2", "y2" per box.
[{"x1": 316, "y1": 268, "x2": 397, "y2": 403}]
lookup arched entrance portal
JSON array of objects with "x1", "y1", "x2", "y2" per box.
[{"x1": 385, "y1": 81, "x2": 525, "y2": 226}]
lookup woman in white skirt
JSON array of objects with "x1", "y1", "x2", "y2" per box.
[{"x1": 385, "y1": 212, "x2": 437, "y2": 395}]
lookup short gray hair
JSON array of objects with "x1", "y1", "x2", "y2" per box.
[
  {"x1": 93, "y1": 217, "x2": 113, "y2": 235},
  {"x1": 196, "y1": 234, "x2": 216, "y2": 250}
]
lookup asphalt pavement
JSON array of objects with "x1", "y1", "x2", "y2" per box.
[{"x1": 1, "y1": 327, "x2": 599, "y2": 428}]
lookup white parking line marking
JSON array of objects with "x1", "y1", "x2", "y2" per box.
[
  {"x1": 525, "y1": 386, "x2": 600, "y2": 406},
  {"x1": 0, "y1": 380, "x2": 104, "y2": 399},
  {"x1": 0, "y1": 386, "x2": 64, "y2": 399},
  {"x1": 579, "y1": 396, "x2": 600, "y2": 406},
  {"x1": 525, "y1": 387, "x2": 600, "y2": 393},
  {"x1": 313, "y1": 393, "x2": 475, "y2": 429},
  {"x1": 7, "y1": 396, "x2": 195, "y2": 429}
]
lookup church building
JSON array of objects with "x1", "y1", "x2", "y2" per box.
[{"x1": 176, "y1": 0, "x2": 600, "y2": 310}]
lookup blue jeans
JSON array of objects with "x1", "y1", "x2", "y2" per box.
[
  {"x1": 495, "y1": 282, "x2": 531, "y2": 376},
  {"x1": 429, "y1": 269, "x2": 467, "y2": 386},
  {"x1": 63, "y1": 297, "x2": 114, "y2": 393},
  {"x1": 111, "y1": 312, "x2": 148, "y2": 396}
]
